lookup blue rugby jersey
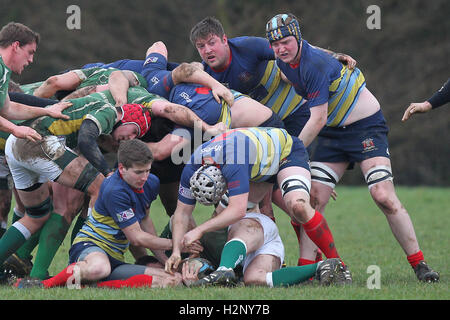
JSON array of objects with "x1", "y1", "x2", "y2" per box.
[
  {"x1": 276, "y1": 40, "x2": 366, "y2": 127},
  {"x1": 73, "y1": 171, "x2": 159, "y2": 261},
  {"x1": 178, "y1": 127, "x2": 295, "y2": 205},
  {"x1": 202, "y1": 36, "x2": 307, "y2": 120}
]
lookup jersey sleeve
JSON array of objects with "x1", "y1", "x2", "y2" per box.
[
  {"x1": 85, "y1": 103, "x2": 118, "y2": 134},
  {"x1": 103, "y1": 189, "x2": 140, "y2": 229},
  {"x1": 428, "y1": 78, "x2": 450, "y2": 109},
  {"x1": 221, "y1": 164, "x2": 250, "y2": 197},
  {"x1": 303, "y1": 66, "x2": 331, "y2": 108},
  {"x1": 178, "y1": 164, "x2": 198, "y2": 205},
  {"x1": 0, "y1": 63, "x2": 10, "y2": 110},
  {"x1": 141, "y1": 53, "x2": 175, "y2": 99}
]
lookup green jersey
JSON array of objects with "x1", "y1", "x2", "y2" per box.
[{"x1": 0, "y1": 56, "x2": 11, "y2": 111}]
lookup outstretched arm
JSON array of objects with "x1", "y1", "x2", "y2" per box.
[
  {"x1": 172, "y1": 62, "x2": 234, "y2": 106},
  {"x1": 150, "y1": 99, "x2": 225, "y2": 134}
]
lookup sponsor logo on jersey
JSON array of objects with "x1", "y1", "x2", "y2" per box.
[
  {"x1": 144, "y1": 56, "x2": 159, "y2": 65},
  {"x1": 116, "y1": 208, "x2": 135, "y2": 222},
  {"x1": 179, "y1": 92, "x2": 192, "y2": 103},
  {"x1": 179, "y1": 185, "x2": 194, "y2": 199}
]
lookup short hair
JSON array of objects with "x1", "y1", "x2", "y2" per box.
[
  {"x1": 190, "y1": 16, "x2": 225, "y2": 45},
  {"x1": 117, "y1": 139, "x2": 153, "y2": 169},
  {"x1": 0, "y1": 22, "x2": 40, "y2": 48}
]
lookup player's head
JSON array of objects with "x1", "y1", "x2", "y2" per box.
[
  {"x1": 190, "y1": 17, "x2": 229, "y2": 70},
  {"x1": 189, "y1": 164, "x2": 227, "y2": 206},
  {"x1": 112, "y1": 104, "x2": 152, "y2": 142},
  {"x1": 0, "y1": 22, "x2": 40, "y2": 74},
  {"x1": 190, "y1": 16, "x2": 225, "y2": 45},
  {"x1": 266, "y1": 13, "x2": 301, "y2": 45},
  {"x1": 118, "y1": 139, "x2": 153, "y2": 189}
]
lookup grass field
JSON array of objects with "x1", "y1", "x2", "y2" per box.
[{"x1": 0, "y1": 186, "x2": 448, "y2": 303}]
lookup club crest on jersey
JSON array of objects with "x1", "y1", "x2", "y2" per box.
[
  {"x1": 238, "y1": 71, "x2": 252, "y2": 83},
  {"x1": 116, "y1": 208, "x2": 135, "y2": 222},
  {"x1": 362, "y1": 138, "x2": 377, "y2": 153}
]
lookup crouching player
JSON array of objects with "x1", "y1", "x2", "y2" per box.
[
  {"x1": 13, "y1": 139, "x2": 202, "y2": 289},
  {"x1": 191, "y1": 209, "x2": 347, "y2": 287}
]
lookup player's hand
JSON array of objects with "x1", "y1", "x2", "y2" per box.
[
  {"x1": 211, "y1": 83, "x2": 234, "y2": 107},
  {"x1": 335, "y1": 53, "x2": 357, "y2": 70},
  {"x1": 331, "y1": 189, "x2": 338, "y2": 201},
  {"x1": 12, "y1": 125, "x2": 42, "y2": 142},
  {"x1": 205, "y1": 122, "x2": 227, "y2": 136},
  {"x1": 182, "y1": 228, "x2": 203, "y2": 249},
  {"x1": 181, "y1": 260, "x2": 200, "y2": 286},
  {"x1": 401, "y1": 101, "x2": 432, "y2": 122},
  {"x1": 45, "y1": 101, "x2": 72, "y2": 120},
  {"x1": 165, "y1": 253, "x2": 181, "y2": 275},
  {"x1": 113, "y1": 95, "x2": 128, "y2": 107},
  {"x1": 181, "y1": 239, "x2": 203, "y2": 256}
]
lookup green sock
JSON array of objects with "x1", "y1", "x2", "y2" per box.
[
  {"x1": 218, "y1": 239, "x2": 247, "y2": 270},
  {"x1": 70, "y1": 215, "x2": 86, "y2": 245},
  {"x1": 270, "y1": 263, "x2": 319, "y2": 287},
  {"x1": 15, "y1": 229, "x2": 41, "y2": 261},
  {"x1": 0, "y1": 224, "x2": 29, "y2": 266},
  {"x1": 29, "y1": 213, "x2": 70, "y2": 279}
]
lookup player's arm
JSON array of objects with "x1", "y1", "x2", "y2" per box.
[
  {"x1": 146, "y1": 133, "x2": 189, "y2": 162},
  {"x1": 0, "y1": 95, "x2": 71, "y2": 121},
  {"x1": 140, "y1": 211, "x2": 169, "y2": 264},
  {"x1": 77, "y1": 119, "x2": 112, "y2": 176},
  {"x1": 165, "y1": 200, "x2": 196, "y2": 274},
  {"x1": 298, "y1": 103, "x2": 328, "y2": 147},
  {"x1": 182, "y1": 193, "x2": 248, "y2": 248},
  {"x1": 150, "y1": 99, "x2": 223, "y2": 133},
  {"x1": 108, "y1": 70, "x2": 140, "y2": 107},
  {"x1": 122, "y1": 220, "x2": 174, "y2": 251},
  {"x1": 171, "y1": 62, "x2": 234, "y2": 106}
]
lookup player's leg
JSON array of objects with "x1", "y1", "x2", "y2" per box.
[
  {"x1": 276, "y1": 166, "x2": 344, "y2": 263},
  {"x1": 192, "y1": 216, "x2": 266, "y2": 286},
  {"x1": 360, "y1": 156, "x2": 439, "y2": 282},
  {"x1": 0, "y1": 183, "x2": 52, "y2": 271},
  {"x1": 29, "y1": 183, "x2": 84, "y2": 279}
]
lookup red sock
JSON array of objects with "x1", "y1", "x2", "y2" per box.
[
  {"x1": 96, "y1": 274, "x2": 153, "y2": 289},
  {"x1": 303, "y1": 211, "x2": 340, "y2": 260},
  {"x1": 42, "y1": 263, "x2": 77, "y2": 288},
  {"x1": 407, "y1": 250, "x2": 424, "y2": 268},
  {"x1": 298, "y1": 258, "x2": 315, "y2": 266}
]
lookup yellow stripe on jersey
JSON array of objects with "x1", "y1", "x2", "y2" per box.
[
  {"x1": 258, "y1": 61, "x2": 305, "y2": 120},
  {"x1": 73, "y1": 208, "x2": 129, "y2": 261},
  {"x1": 327, "y1": 65, "x2": 366, "y2": 127},
  {"x1": 47, "y1": 116, "x2": 87, "y2": 136},
  {"x1": 238, "y1": 127, "x2": 293, "y2": 181},
  {"x1": 219, "y1": 100, "x2": 232, "y2": 129}
]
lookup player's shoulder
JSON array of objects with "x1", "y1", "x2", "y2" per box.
[
  {"x1": 146, "y1": 173, "x2": 160, "y2": 187},
  {"x1": 301, "y1": 40, "x2": 339, "y2": 73}
]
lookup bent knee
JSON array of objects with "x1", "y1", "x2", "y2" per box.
[
  {"x1": 243, "y1": 270, "x2": 268, "y2": 286},
  {"x1": 86, "y1": 263, "x2": 111, "y2": 280}
]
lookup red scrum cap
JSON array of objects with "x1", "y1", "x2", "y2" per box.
[{"x1": 119, "y1": 104, "x2": 151, "y2": 138}]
